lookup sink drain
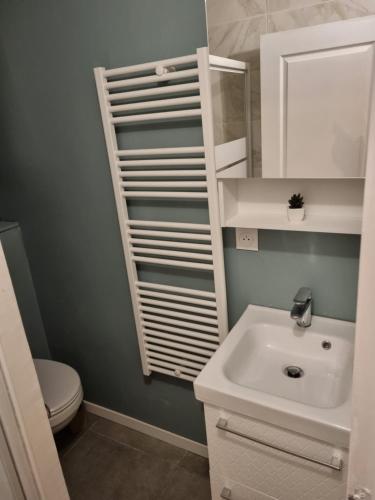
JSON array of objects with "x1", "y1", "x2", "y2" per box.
[{"x1": 283, "y1": 366, "x2": 304, "y2": 379}]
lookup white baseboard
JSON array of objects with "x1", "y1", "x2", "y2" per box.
[{"x1": 84, "y1": 401, "x2": 208, "y2": 458}]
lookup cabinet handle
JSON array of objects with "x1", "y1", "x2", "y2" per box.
[
  {"x1": 220, "y1": 487, "x2": 232, "y2": 499},
  {"x1": 216, "y1": 418, "x2": 343, "y2": 471}
]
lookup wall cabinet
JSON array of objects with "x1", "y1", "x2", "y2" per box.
[
  {"x1": 214, "y1": 17, "x2": 375, "y2": 234},
  {"x1": 261, "y1": 17, "x2": 375, "y2": 179}
]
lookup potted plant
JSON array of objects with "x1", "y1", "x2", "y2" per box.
[{"x1": 287, "y1": 193, "x2": 305, "y2": 222}]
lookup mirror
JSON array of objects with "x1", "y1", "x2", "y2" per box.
[{"x1": 211, "y1": 70, "x2": 247, "y2": 147}]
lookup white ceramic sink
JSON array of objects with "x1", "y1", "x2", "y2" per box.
[
  {"x1": 194, "y1": 305, "x2": 355, "y2": 446},
  {"x1": 225, "y1": 319, "x2": 353, "y2": 410}
]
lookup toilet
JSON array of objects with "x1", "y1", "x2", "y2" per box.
[{"x1": 34, "y1": 359, "x2": 83, "y2": 434}]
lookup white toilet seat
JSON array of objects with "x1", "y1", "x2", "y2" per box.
[
  {"x1": 34, "y1": 359, "x2": 83, "y2": 433},
  {"x1": 48, "y1": 385, "x2": 83, "y2": 433}
]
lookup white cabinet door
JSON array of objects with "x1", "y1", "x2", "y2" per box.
[{"x1": 261, "y1": 16, "x2": 375, "y2": 179}]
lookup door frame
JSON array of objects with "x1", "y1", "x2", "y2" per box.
[
  {"x1": 0, "y1": 243, "x2": 69, "y2": 499},
  {"x1": 346, "y1": 47, "x2": 375, "y2": 497}
]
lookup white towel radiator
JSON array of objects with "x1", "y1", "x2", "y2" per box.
[{"x1": 94, "y1": 47, "x2": 249, "y2": 381}]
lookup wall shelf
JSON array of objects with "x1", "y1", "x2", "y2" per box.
[
  {"x1": 218, "y1": 178, "x2": 364, "y2": 235},
  {"x1": 224, "y1": 213, "x2": 362, "y2": 234}
]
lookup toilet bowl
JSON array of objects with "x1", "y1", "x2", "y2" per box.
[{"x1": 34, "y1": 359, "x2": 83, "y2": 434}]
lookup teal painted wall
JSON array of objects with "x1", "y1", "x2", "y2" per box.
[
  {"x1": 0, "y1": 0, "x2": 360, "y2": 444},
  {"x1": 224, "y1": 230, "x2": 360, "y2": 327},
  {"x1": 0, "y1": 0, "x2": 209, "y2": 444},
  {"x1": 0, "y1": 223, "x2": 51, "y2": 359}
]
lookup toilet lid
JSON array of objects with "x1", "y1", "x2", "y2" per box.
[{"x1": 34, "y1": 359, "x2": 82, "y2": 416}]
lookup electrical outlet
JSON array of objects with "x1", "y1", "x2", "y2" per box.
[{"x1": 236, "y1": 228, "x2": 258, "y2": 251}]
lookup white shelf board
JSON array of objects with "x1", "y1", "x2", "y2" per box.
[
  {"x1": 225, "y1": 212, "x2": 362, "y2": 234},
  {"x1": 219, "y1": 178, "x2": 364, "y2": 235}
]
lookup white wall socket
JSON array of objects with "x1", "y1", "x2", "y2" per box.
[{"x1": 235, "y1": 228, "x2": 258, "y2": 251}]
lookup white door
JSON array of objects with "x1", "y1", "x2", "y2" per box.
[
  {"x1": 346, "y1": 47, "x2": 375, "y2": 500},
  {"x1": 261, "y1": 15, "x2": 375, "y2": 179},
  {"x1": 0, "y1": 243, "x2": 69, "y2": 499}
]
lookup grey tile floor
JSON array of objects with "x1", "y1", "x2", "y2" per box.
[{"x1": 56, "y1": 414, "x2": 211, "y2": 500}]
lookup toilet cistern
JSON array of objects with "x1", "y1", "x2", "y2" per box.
[{"x1": 291, "y1": 287, "x2": 312, "y2": 327}]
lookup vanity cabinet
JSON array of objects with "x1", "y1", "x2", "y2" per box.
[
  {"x1": 261, "y1": 16, "x2": 375, "y2": 179},
  {"x1": 205, "y1": 405, "x2": 348, "y2": 500}
]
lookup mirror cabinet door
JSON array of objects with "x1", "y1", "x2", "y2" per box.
[{"x1": 261, "y1": 19, "x2": 375, "y2": 179}]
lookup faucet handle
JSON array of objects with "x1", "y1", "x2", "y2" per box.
[{"x1": 293, "y1": 287, "x2": 312, "y2": 304}]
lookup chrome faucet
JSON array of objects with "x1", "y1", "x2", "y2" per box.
[{"x1": 291, "y1": 287, "x2": 312, "y2": 327}]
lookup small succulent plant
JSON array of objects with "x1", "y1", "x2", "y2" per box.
[{"x1": 288, "y1": 193, "x2": 304, "y2": 209}]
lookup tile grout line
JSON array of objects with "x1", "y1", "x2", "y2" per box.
[
  {"x1": 208, "y1": 0, "x2": 336, "y2": 31},
  {"x1": 61, "y1": 421, "x2": 210, "y2": 498},
  {"x1": 157, "y1": 450, "x2": 189, "y2": 499},
  {"x1": 175, "y1": 449, "x2": 189, "y2": 469},
  {"x1": 208, "y1": 0, "x2": 347, "y2": 42},
  {"x1": 89, "y1": 424, "x2": 192, "y2": 472},
  {"x1": 265, "y1": 0, "x2": 271, "y2": 36},
  {"x1": 89, "y1": 418, "x2": 142, "y2": 453},
  {"x1": 89, "y1": 418, "x2": 202, "y2": 468},
  {"x1": 268, "y1": 0, "x2": 335, "y2": 12},
  {"x1": 90, "y1": 427, "x2": 153, "y2": 455},
  {"x1": 208, "y1": 12, "x2": 267, "y2": 31},
  {"x1": 87, "y1": 425, "x2": 191, "y2": 498},
  {"x1": 59, "y1": 417, "x2": 98, "y2": 459},
  {"x1": 90, "y1": 422, "x2": 187, "y2": 462}
]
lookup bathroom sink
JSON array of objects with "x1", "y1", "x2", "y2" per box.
[
  {"x1": 225, "y1": 320, "x2": 352, "y2": 409},
  {"x1": 194, "y1": 305, "x2": 355, "y2": 446}
]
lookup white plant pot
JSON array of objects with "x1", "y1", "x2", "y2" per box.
[{"x1": 287, "y1": 207, "x2": 305, "y2": 223}]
